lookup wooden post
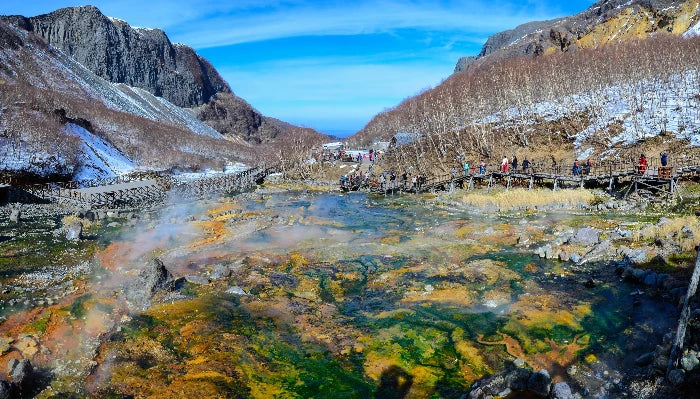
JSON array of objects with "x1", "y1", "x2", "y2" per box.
[
  {"x1": 468, "y1": 176, "x2": 474, "y2": 190},
  {"x1": 553, "y1": 179, "x2": 558, "y2": 192},
  {"x1": 668, "y1": 248, "x2": 700, "y2": 376},
  {"x1": 506, "y1": 176, "x2": 511, "y2": 190},
  {"x1": 580, "y1": 178, "x2": 584, "y2": 189}
]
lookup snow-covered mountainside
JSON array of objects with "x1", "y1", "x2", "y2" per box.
[{"x1": 0, "y1": 20, "x2": 249, "y2": 179}]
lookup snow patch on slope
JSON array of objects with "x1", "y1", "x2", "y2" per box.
[
  {"x1": 684, "y1": 20, "x2": 700, "y2": 37},
  {"x1": 66, "y1": 123, "x2": 135, "y2": 180}
]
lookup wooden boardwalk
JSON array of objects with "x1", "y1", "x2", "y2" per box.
[
  {"x1": 0, "y1": 167, "x2": 273, "y2": 207},
  {"x1": 342, "y1": 155, "x2": 700, "y2": 199}
]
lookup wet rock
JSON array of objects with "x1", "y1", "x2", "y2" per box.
[
  {"x1": 569, "y1": 227, "x2": 600, "y2": 246},
  {"x1": 583, "y1": 278, "x2": 596, "y2": 289},
  {"x1": 643, "y1": 272, "x2": 658, "y2": 286},
  {"x1": 66, "y1": 220, "x2": 83, "y2": 241},
  {"x1": 225, "y1": 286, "x2": 248, "y2": 296},
  {"x1": 618, "y1": 246, "x2": 647, "y2": 264},
  {"x1": 681, "y1": 353, "x2": 699, "y2": 371},
  {"x1": 9, "y1": 209, "x2": 20, "y2": 223},
  {"x1": 211, "y1": 264, "x2": 231, "y2": 280},
  {"x1": 668, "y1": 368, "x2": 685, "y2": 386},
  {"x1": 504, "y1": 367, "x2": 531, "y2": 391},
  {"x1": 184, "y1": 275, "x2": 210, "y2": 285},
  {"x1": 11, "y1": 359, "x2": 34, "y2": 389},
  {"x1": 13, "y1": 335, "x2": 39, "y2": 358},
  {"x1": 527, "y1": 369, "x2": 551, "y2": 397},
  {"x1": 7, "y1": 359, "x2": 18, "y2": 375},
  {"x1": 0, "y1": 379, "x2": 13, "y2": 399},
  {"x1": 126, "y1": 258, "x2": 177, "y2": 309},
  {"x1": 550, "y1": 382, "x2": 574, "y2": 399},
  {"x1": 634, "y1": 352, "x2": 654, "y2": 366},
  {"x1": 578, "y1": 239, "x2": 614, "y2": 264},
  {"x1": 569, "y1": 253, "x2": 581, "y2": 263}
]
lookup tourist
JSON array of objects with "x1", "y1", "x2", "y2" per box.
[
  {"x1": 479, "y1": 161, "x2": 486, "y2": 174},
  {"x1": 522, "y1": 157, "x2": 530, "y2": 172},
  {"x1": 451, "y1": 167, "x2": 456, "y2": 179},
  {"x1": 463, "y1": 161, "x2": 470, "y2": 176},
  {"x1": 661, "y1": 151, "x2": 668, "y2": 167},
  {"x1": 412, "y1": 175, "x2": 418, "y2": 191},
  {"x1": 501, "y1": 156, "x2": 509, "y2": 173},
  {"x1": 402, "y1": 172, "x2": 408, "y2": 188},
  {"x1": 584, "y1": 159, "x2": 592, "y2": 175},
  {"x1": 512, "y1": 156, "x2": 518, "y2": 172},
  {"x1": 572, "y1": 160, "x2": 581, "y2": 176},
  {"x1": 639, "y1": 154, "x2": 647, "y2": 174}
]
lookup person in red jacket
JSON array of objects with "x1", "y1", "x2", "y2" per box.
[{"x1": 638, "y1": 154, "x2": 647, "y2": 174}]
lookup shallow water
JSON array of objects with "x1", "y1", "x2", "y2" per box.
[{"x1": 0, "y1": 191, "x2": 678, "y2": 397}]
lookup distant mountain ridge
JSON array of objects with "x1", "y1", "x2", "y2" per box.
[
  {"x1": 455, "y1": 0, "x2": 700, "y2": 72},
  {"x1": 2, "y1": 5, "x2": 229, "y2": 108}
]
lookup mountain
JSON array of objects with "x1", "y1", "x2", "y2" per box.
[
  {"x1": 0, "y1": 18, "x2": 249, "y2": 179},
  {"x1": 1, "y1": 6, "x2": 315, "y2": 145},
  {"x1": 455, "y1": 0, "x2": 700, "y2": 73}
]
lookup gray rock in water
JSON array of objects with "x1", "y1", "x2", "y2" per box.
[
  {"x1": 127, "y1": 258, "x2": 176, "y2": 309},
  {"x1": 526, "y1": 369, "x2": 551, "y2": 397},
  {"x1": 211, "y1": 264, "x2": 231, "y2": 280},
  {"x1": 551, "y1": 382, "x2": 574, "y2": 399},
  {"x1": 66, "y1": 220, "x2": 83, "y2": 241},
  {"x1": 578, "y1": 239, "x2": 614, "y2": 264},
  {"x1": 225, "y1": 286, "x2": 248, "y2": 296},
  {"x1": 668, "y1": 368, "x2": 685, "y2": 386},
  {"x1": 569, "y1": 227, "x2": 601, "y2": 246},
  {"x1": 11, "y1": 359, "x2": 33, "y2": 389},
  {"x1": 635, "y1": 352, "x2": 654, "y2": 366},
  {"x1": 681, "y1": 353, "x2": 699, "y2": 371},
  {"x1": 504, "y1": 367, "x2": 531, "y2": 391},
  {"x1": 185, "y1": 275, "x2": 210, "y2": 285},
  {"x1": 569, "y1": 253, "x2": 581, "y2": 263},
  {"x1": 9, "y1": 209, "x2": 20, "y2": 223}
]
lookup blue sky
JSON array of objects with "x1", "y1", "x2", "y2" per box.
[{"x1": 3, "y1": 1, "x2": 594, "y2": 136}]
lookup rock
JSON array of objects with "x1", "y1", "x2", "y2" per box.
[
  {"x1": 616, "y1": 227, "x2": 633, "y2": 238},
  {"x1": 517, "y1": 234, "x2": 530, "y2": 245},
  {"x1": 681, "y1": 353, "x2": 699, "y2": 371},
  {"x1": 550, "y1": 382, "x2": 574, "y2": 399},
  {"x1": 126, "y1": 258, "x2": 177, "y2": 309},
  {"x1": 13, "y1": 336, "x2": 39, "y2": 358},
  {"x1": 578, "y1": 239, "x2": 614, "y2": 264},
  {"x1": 583, "y1": 278, "x2": 596, "y2": 289},
  {"x1": 7, "y1": 359, "x2": 18, "y2": 375},
  {"x1": 9, "y1": 209, "x2": 20, "y2": 223},
  {"x1": 184, "y1": 275, "x2": 210, "y2": 285},
  {"x1": 536, "y1": 245, "x2": 551, "y2": 258},
  {"x1": 527, "y1": 369, "x2": 551, "y2": 397},
  {"x1": 658, "y1": 217, "x2": 670, "y2": 226},
  {"x1": 211, "y1": 264, "x2": 231, "y2": 280},
  {"x1": 643, "y1": 272, "x2": 658, "y2": 286},
  {"x1": 504, "y1": 367, "x2": 531, "y2": 391},
  {"x1": 558, "y1": 251, "x2": 570, "y2": 262},
  {"x1": 66, "y1": 220, "x2": 83, "y2": 241},
  {"x1": 11, "y1": 359, "x2": 33, "y2": 388},
  {"x1": 225, "y1": 286, "x2": 248, "y2": 296},
  {"x1": 84, "y1": 210, "x2": 97, "y2": 222},
  {"x1": 545, "y1": 246, "x2": 558, "y2": 260},
  {"x1": 0, "y1": 380, "x2": 12, "y2": 399},
  {"x1": 569, "y1": 227, "x2": 601, "y2": 246},
  {"x1": 0, "y1": 337, "x2": 12, "y2": 355},
  {"x1": 668, "y1": 368, "x2": 685, "y2": 386},
  {"x1": 681, "y1": 226, "x2": 694, "y2": 240},
  {"x1": 569, "y1": 253, "x2": 581, "y2": 263},
  {"x1": 513, "y1": 358, "x2": 525, "y2": 367},
  {"x1": 618, "y1": 246, "x2": 647, "y2": 264},
  {"x1": 635, "y1": 352, "x2": 654, "y2": 366}
]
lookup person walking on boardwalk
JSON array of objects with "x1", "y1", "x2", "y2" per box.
[
  {"x1": 660, "y1": 151, "x2": 668, "y2": 167},
  {"x1": 639, "y1": 154, "x2": 648, "y2": 174},
  {"x1": 479, "y1": 161, "x2": 486, "y2": 174},
  {"x1": 572, "y1": 160, "x2": 581, "y2": 176},
  {"x1": 451, "y1": 167, "x2": 457, "y2": 179},
  {"x1": 584, "y1": 159, "x2": 592, "y2": 175},
  {"x1": 512, "y1": 156, "x2": 518, "y2": 172},
  {"x1": 501, "y1": 157, "x2": 509, "y2": 173},
  {"x1": 411, "y1": 175, "x2": 418, "y2": 191},
  {"x1": 522, "y1": 157, "x2": 530, "y2": 172},
  {"x1": 463, "y1": 161, "x2": 470, "y2": 176},
  {"x1": 402, "y1": 172, "x2": 408, "y2": 188}
]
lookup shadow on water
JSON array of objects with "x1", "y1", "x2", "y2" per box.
[{"x1": 376, "y1": 365, "x2": 413, "y2": 399}]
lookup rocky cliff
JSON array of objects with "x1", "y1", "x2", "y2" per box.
[
  {"x1": 1, "y1": 5, "x2": 230, "y2": 108},
  {"x1": 455, "y1": 0, "x2": 700, "y2": 73}
]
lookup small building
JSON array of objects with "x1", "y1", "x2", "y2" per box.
[
  {"x1": 372, "y1": 141, "x2": 391, "y2": 151},
  {"x1": 322, "y1": 142, "x2": 344, "y2": 152}
]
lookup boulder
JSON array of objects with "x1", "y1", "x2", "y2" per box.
[
  {"x1": 643, "y1": 272, "x2": 658, "y2": 286},
  {"x1": 9, "y1": 209, "x2": 20, "y2": 223},
  {"x1": 668, "y1": 368, "x2": 685, "y2": 386},
  {"x1": 184, "y1": 275, "x2": 210, "y2": 285},
  {"x1": 681, "y1": 226, "x2": 694, "y2": 240},
  {"x1": 550, "y1": 382, "x2": 574, "y2": 399},
  {"x1": 545, "y1": 246, "x2": 558, "y2": 260},
  {"x1": 618, "y1": 246, "x2": 647, "y2": 264},
  {"x1": 681, "y1": 353, "x2": 699, "y2": 371},
  {"x1": 569, "y1": 227, "x2": 600, "y2": 246},
  {"x1": 0, "y1": 380, "x2": 12, "y2": 399},
  {"x1": 527, "y1": 369, "x2": 551, "y2": 397},
  {"x1": 504, "y1": 367, "x2": 531, "y2": 391},
  {"x1": 126, "y1": 258, "x2": 177, "y2": 309},
  {"x1": 558, "y1": 251, "x2": 570, "y2": 262},
  {"x1": 569, "y1": 253, "x2": 581, "y2": 263},
  {"x1": 578, "y1": 240, "x2": 614, "y2": 264},
  {"x1": 225, "y1": 286, "x2": 248, "y2": 296},
  {"x1": 11, "y1": 359, "x2": 34, "y2": 389},
  {"x1": 536, "y1": 245, "x2": 551, "y2": 258},
  {"x1": 66, "y1": 220, "x2": 83, "y2": 241},
  {"x1": 211, "y1": 264, "x2": 231, "y2": 280}
]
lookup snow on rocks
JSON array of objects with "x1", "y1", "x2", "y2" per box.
[{"x1": 65, "y1": 123, "x2": 135, "y2": 180}]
